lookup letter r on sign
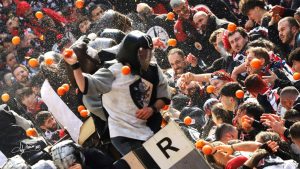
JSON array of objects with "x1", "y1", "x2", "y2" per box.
[{"x1": 156, "y1": 137, "x2": 179, "y2": 159}]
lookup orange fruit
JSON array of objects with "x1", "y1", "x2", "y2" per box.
[
  {"x1": 62, "y1": 84, "x2": 70, "y2": 92},
  {"x1": 121, "y1": 66, "x2": 131, "y2": 75},
  {"x1": 39, "y1": 35, "x2": 45, "y2": 41},
  {"x1": 57, "y1": 86, "x2": 66, "y2": 96},
  {"x1": 26, "y1": 128, "x2": 38, "y2": 137},
  {"x1": 77, "y1": 105, "x2": 86, "y2": 113},
  {"x1": 184, "y1": 116, "x2": 192, "y2": 125},
  {"x1": 250, "y1": 58, "x2": 262, "y2": 69},
  {"x1": 293, "y1": 72, "x2": 300, "y2": 80},
  {"x1": 28, "y1": 58, "x2": 39, "y2": 68},
  {"x1": 35, "y1": 11, "x2": 43, "y2": 19},
  {"x1": 195, "y1": 139, "x2": 206, "y2": 149},
  {"x1": 63, "y1": 48, "x2": 74, "y2": 58},
  {"x1": 167, "y1": 38, "x2": 177, "y2": 47},
  {"x1": 227, "y1": 23, "x2": 237, "y2": 32},
  {"x1": 161, "y1": 119, "x2": 167, "y2": 127},
  {"x1": 202, "y1": 145, "x2": 213, "y2": 155},
  {"x1": 75, "y1": 0, "x2": 84, "y2": 8},
  {"x1": 235, "y1": 90, "x2": 244, "y2": 99},
  {"x1": 1, "y1": 93, "x2": 10, "y2": 102},
  {"x1": 80, "y1": 109, "x2": 89, "y2": 118},
  {"x1": 166, "y1": 12, "x2": 175, "y2": 20},
  {"x1": 12, "y1": 36, "x2": 21, "y2": 45},
  {"x1": 162, "y1": 105, "x2": 169, "y2": 110},
  {"x1": 45, "y1": 57, "x2": 54, "y2": 65},
  {"x1": 206, "y1": 85, "x2": 215, "y2": 94}
]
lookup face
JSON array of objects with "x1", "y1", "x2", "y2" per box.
[
  {"x1": 291, "y1": 138, "x2": 300, "y2": 149},
  {"x1": 221, "y1": 128, "x2": 238, "y2": 144},
  {"x1": 21, "y1": 93, "x2": 37, "y2": 108},
  {"x1": 193, "y1": 13, "x2": 208, "y2": 31},
  {"x1": 173, "y1": 3, "x2": 190, "y2": 19},
  {"x1": 79, "y1": 20, "x2": 91, "y2": 33},
  {"x1": 138, "y1": 48, "x2": 153, "y2": 71},
  {"x1": 210, "y1": 79, "x2": 226, "y2": 95},
  {"x1": 168, "y1": 53, "x2": 187, "y2": 76},
  {"x1": 91, "y1": 6, "x2": 104, "y2": 21},
  {"x1": 247, "y1": 8, "x2": 262, "y2": 24},
  {"x1": 3, "y1": 42, "x2": 15, "y2": 53},
  {"x1": 4, "y1": 73, "x2": 13, "y2": 87},
  {"x1": 280, "y1": 98, "x2": 295, "y2": 110},
  {"x1": 42, "y1": 116, "x2": 57, "y2": 130},
  {"x1": 181, "y1": 81, "x2": 198, "y2": 96},
  {"x1": 233, "y1": 109, "x2": 246, "y2": 130},
  {"x1": 292, "y1": 60, "x2": 300, "y2": 72},
  {"x1": 228, "y1": 32, "x2": 248, "y2": 53},
  {"x1": 6, "y1": 53, "x2": 17, "y2": 68},
  {"x1": 219, "y1": 95, "x2": 234, "y2": 111},
  {"x1": 2, "y1": 0, "x2": 12, "y2": 7},
  {"x1": 212, "y1": 113, "x2": 220, "y2": 125},
  {"x1": 13, "y1": 67, "x2": 29, "y2": 83},
  {"x1": 6, "y1": 17, "x2": 19, "y2": 32},
  {"x1": 278, "y1": 20, "x2": 294, "y2": 45},
  {"x1": 245, "y1": 51, "x2": 264, "y2": 74}
]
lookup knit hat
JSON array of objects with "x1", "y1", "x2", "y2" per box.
[{"x1": 15, "y1": 1, "x2": 31, "y2": 17}]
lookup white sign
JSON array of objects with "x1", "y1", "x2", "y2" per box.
[
  {"x1": 0, "y1": 150, "x2": 7, "y2": 168},
  {"x1": 41, "y1": 80, "x2": 83, "y2": 143},
  {"x1": 143, "y1": 121, "x2": 195, "y2": 169}
]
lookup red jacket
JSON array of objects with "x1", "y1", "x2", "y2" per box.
[{"x1": 174, "y1": 5, "x2": 210, "y2": 42}]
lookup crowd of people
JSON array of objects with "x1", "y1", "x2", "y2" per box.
[{"x1": 1, "y1": 0, "x2": 300, "y2": 168}]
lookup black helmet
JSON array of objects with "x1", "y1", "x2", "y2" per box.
[{"x1": 116, "y1": 30, "x2": 153, "y2": 75}]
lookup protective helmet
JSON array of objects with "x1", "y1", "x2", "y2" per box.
[
  {"x1": 51, "y1": 140, "x2": 85, "y2": 169},
  {"x1": 116, "y1": 30, "x2": 153, "y2": 75}
]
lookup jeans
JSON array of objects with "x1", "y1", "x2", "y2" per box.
[{"x1": 111, "y1": 136, "x2": 144, "y2": 156}]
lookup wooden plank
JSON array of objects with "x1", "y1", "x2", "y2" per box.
[
  {"x1": 122, "y1": 151, "x2": 146, "y2": 169},
  {"x1": 78, "y1": 117, "x2": 96, "y2": 145}
]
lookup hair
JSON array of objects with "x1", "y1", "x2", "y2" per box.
[
  {"x1": 284, "y1": 109, "x2": 300, "y2": 122},
  {"x1": 288, "y1": 47, "x2": 300, "y2": 64},
  {"x1": 247, "y1": 47, "x2": 270, "y2": 65},
  {"x1": 1, "y1": 51, "x2": 8, "y2": 63},
  {"x1": 15, "y1": 87, "x2": 34, "y2": 103},
  {"x1": 244, "y1": 74, "x2": 267, "y2": 94},
  {"x1": 209, "y1": 28, "x2": 225, "y2": 44},
  {"x1": 239, "y1": 0, "x2": 266, "y2": 16},
  {"x1": 137, "y1": 3, "x2": 152, "y2": 15},
  {"x1": 279, "y1": 17, "x2": 300, "y2": 30},
  {"x1": 211, "y1": 103, "x2": 232, "y2": 124},
  {"x1": 12, "y1": 64, "x2": 29, "y2": 76},
  {"x1": 220, "y1": 82, "x2": 243, "y2": 98},
  {"x1": 246, "y1": 38, "x2": 276, "y2": 52},
  {"x1": 255, "y1": 131, "x2": 281, "y2": 143},
  {"x1": 1, "y1": 51, "x2": 16, "y2": 63},
  {"x1": 290, "y1": 122, "x2": 300, "y2": 139},
  {"x1": 170, "y1": 0, "x2": 185, "y2": 9},
  {"x1": 203, "y1": 98, "x2": 219, "y2": 113},
  {"x1": 167, "y1": 48, "x2": 185, "y2": 58},
  {"x1": 238, "y1": 102, "x2": 264, "y2": 121},
  {"x1": 228, "y1": 27, "x2": 248, "y2": 39},
  {"x1": 36, "y1": 111, "x2": 52, "y2": 127},
  {"x1": 215, "y1": 123, "x2": 236, "y2": 141},
  {"x1": 280, "y1": 86, "x2": 299, "y2": 100}
]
